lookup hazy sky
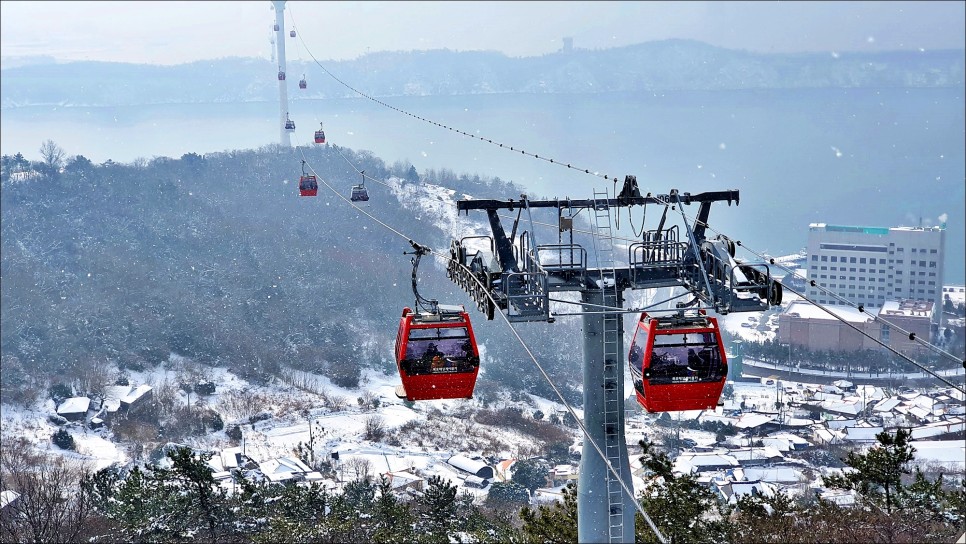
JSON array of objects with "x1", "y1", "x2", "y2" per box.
[{"x1": 1, "y1": 1, "x2": 963, "y2": 65}]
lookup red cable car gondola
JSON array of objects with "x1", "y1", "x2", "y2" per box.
[
  {"x1": 298, "y1": 160, "x2": 317, "y2": 197},
  {"x1": 395, "y1": 306, "x2": 480, "y2": 401},
  {"x1": 314, "y1": 122, "x2": 326, "y2": 144},
  {"x1": 394, "y1": 242, "x2": 480, "y2": 401},
  {"x1": 628, "y1": 311, "x2": 728, "y2": 413}
]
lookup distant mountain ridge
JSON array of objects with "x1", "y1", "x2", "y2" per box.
[{"x1": 2, "y1": 39, "x2": 963, "y2": 108}]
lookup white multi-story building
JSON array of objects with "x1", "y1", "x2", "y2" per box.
[{"x1": 805, "y1": 224, "x2": 945, "y2": 323}]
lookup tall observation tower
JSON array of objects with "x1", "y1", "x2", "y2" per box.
[{"x1": 272, "y1": 0, "x2": 291, "y2": 148}]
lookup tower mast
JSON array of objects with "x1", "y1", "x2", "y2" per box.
[{"x1": 272, "y1": 1, "x2": 291, "y2": 148}]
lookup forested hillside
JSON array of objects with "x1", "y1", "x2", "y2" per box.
[{"x1": 0, "y1": 144, "x2": 583, "y2": 406}]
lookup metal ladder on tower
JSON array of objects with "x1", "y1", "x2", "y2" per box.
[{"x1": 591, "y1": 189, "x2": 625, "y2": 542}]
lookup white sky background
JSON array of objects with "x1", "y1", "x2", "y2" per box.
[{"x1": 1, "y1": 1, "x2": 964, "y2": 65}]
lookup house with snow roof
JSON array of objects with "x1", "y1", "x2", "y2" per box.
[
  {"x1": 729, "y1": 446, "x2": 784, "y2": 466},
  {"x1": 0, "y1": 490, "x2": 20, "y2": 524},
  {"x1": 673, "y1": 452, "x2": 740, "y2": 475},
  {"x1": 258, "y1": 456, "x2": 315, "y2": 484},
  {"x1": 383, "y1": 469, "x2": 425, "y2": 494},
  {"x1": 120, "y1": 384, "x2": 153, "y2": 415},
  {"x1": 844, "y1": 426, "x2": 884, "y2": 444},
  {"x1": 714, "y1": 479, "x2": 778, "y2": 505},
  {"x1": 447, "y1": 454, "x2": 494, "y2": 479},
  {"x1": 56, "y1": 396, "x2": 90, "y2": 422}
]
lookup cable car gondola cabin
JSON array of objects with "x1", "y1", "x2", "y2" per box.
[
  {"x1": 278, "y1": 71, "x2": 285, "y2": 81},
  {"x1": 299, "y1": 77, "x2": 307, "y2": 90},
  {"x1": 628, "y1": 311, "x2": 728, "y2": 413},
  {"x1": 350, "y1": 184, "x2": 369, "y2": 202},
  {"x1": 290, "y1": 29, "x2": 296, "y2": 38},
  {"x1": 298, "y1": 174, "x2": 318, "y2": 197},
  {"x1": 395, "y1": 305, "x2": 480, "y2": 401},
  {"x1": 314, "y1": 129, "x2": 326, "y2": 144}
]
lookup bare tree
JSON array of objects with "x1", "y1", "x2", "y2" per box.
[
  {"x1": 38, "y1": 140, "x2": 66, "y2": 171},
  {"x1": 0, "y1": 439, "x2": 96, "y2": 543},
  {"x1": 344, "y1": 457, "x2": 373, "y2": 481},
  {"x1": 364, "y1": 416, "x2": 386, "y2": 442}
]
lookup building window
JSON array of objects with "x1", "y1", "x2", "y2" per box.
[
  {"x1": 831, "y1": 266, "x2": 837, "y2": 271},
  {"x1": 929, "y1": 272, "x2": 936, "y2": 277},
  {"x1": 860, "y1": 268, "x2": 866, "y2": 273},
  {"x1": 897, "y1": 260, "x2": 904, "y2": 264},
  {"x1": 850, "y1": 257, "x2": 857, "y2": 263},
  {"x1": 928, "y1": 290, "x2": 935, "y2": 295},
  {"x1": 930, "y1": 249, "x2": 937, "y2": 254},
  {"x1": 811, "y1": 255, "x2": 817, "y2": 261},
  {"x1": 912, "y1": 248, "x2": 918, "y2": 253},
  {"x1": 897, "y1": 247, "x2": 904, "y2": 252},
  {"x1": 920, "y1": 260, "x2": 927, "y2": 267},
  {"x1": 831, "y1": 256, "x2": 838, "y2": 262},
  {"x1": 929, "y1": 261, "x2": 936, "y2": 268},
  {"x1": 821, "y1": 266, "x2": 827, "y2": 270},
  {"x1": 879, "y1": 259, "x2": 887, "y2": 264},
  {"x1": 820, "y1": 275, "x2": 827, "y2": 279},
  {"x1": 821, "y1": 256, "x2": 828, "y2": 262},
  {"x1": 860, "y1": 258, "x2": 867, "y2": 264}
]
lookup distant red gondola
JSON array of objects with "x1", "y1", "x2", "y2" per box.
[
  {"x1": 395, "y1": 306, "x2": 480, "y2": 401},
  {"x1": 298, "y1": 160, "x2": 317, "y2": 197},
  {"x1": 314, "y1": 122, "x2": 326, "y2": 144},
  {"x1": 299, "y1": 175, "x2": 318, "y2": 197},
  {"x1": 628, "y1": 311, "x2": 727, "y2": 413}
]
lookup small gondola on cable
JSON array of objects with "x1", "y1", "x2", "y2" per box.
[
  {"x1": 299, "y1": 76, "x2": 307, "y2": 90},
  {"x1": 628, "y1": 310, "x2": 728, "y2": 413},
  {"x1": 394, "y1": 241, "x2": 480, "y2": 401},
  {"x1": 284, "y1": 112, "x2": 295, "y2": 132},
  {"x1": 290, "y1": 29, "x2": 296, "y2": 38},
  {"x1": 350, "y1": 170, "x2": 369, "y2": 202},
  {"x1": 298, "y1": 160, "x2": 318, "y2": 197},
  {"x1": 278, "y1": 70, "x2": 286, "y2": 81},
  {"x1": 314, "y1": 122, "x2": 326, "y2": 144}
]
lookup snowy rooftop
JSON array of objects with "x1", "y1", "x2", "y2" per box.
[
  {"x1": 783, "y1": 300, "x2": 871, "y2": 323},
  {"x1": 57, "y1": 396, "x2": 90, "y2": 415},
  {"x1": 911, "y1": 440, "x2": 966, "y2": 471},
  {"x1": 121, "y1": 384, "x2": 152, "y2": 404}
]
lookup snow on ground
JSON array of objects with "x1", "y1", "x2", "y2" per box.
[{"x1": 0, "y1": 401, "x2": 127, "y2": 471}]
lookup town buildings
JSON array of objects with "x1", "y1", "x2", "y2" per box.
[{"x1": 805, "y1": 223, "x2": 945, "y2": 325}]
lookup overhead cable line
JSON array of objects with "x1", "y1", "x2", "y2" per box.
[{"x1": 288, "y1": 8, "x2": 620, "y2": 184}]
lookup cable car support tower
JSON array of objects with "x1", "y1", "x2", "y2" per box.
[
  {"x1": 448, "y1": 176, "x2": 782, "y2": 543},
  {"x1": 271, "y1": 0, "x2": 291, "y2": 148}
]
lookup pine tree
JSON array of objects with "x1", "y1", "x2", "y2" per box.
[
  {"x1": 418, "y1": 475, "x2": 458, "y2": 542},
  {"x1": 518, "y1": 480, "x2": 578, "y2": 543},
  {"x1": 635, "y1": 438, "x2": 728, "y2": 544}
]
